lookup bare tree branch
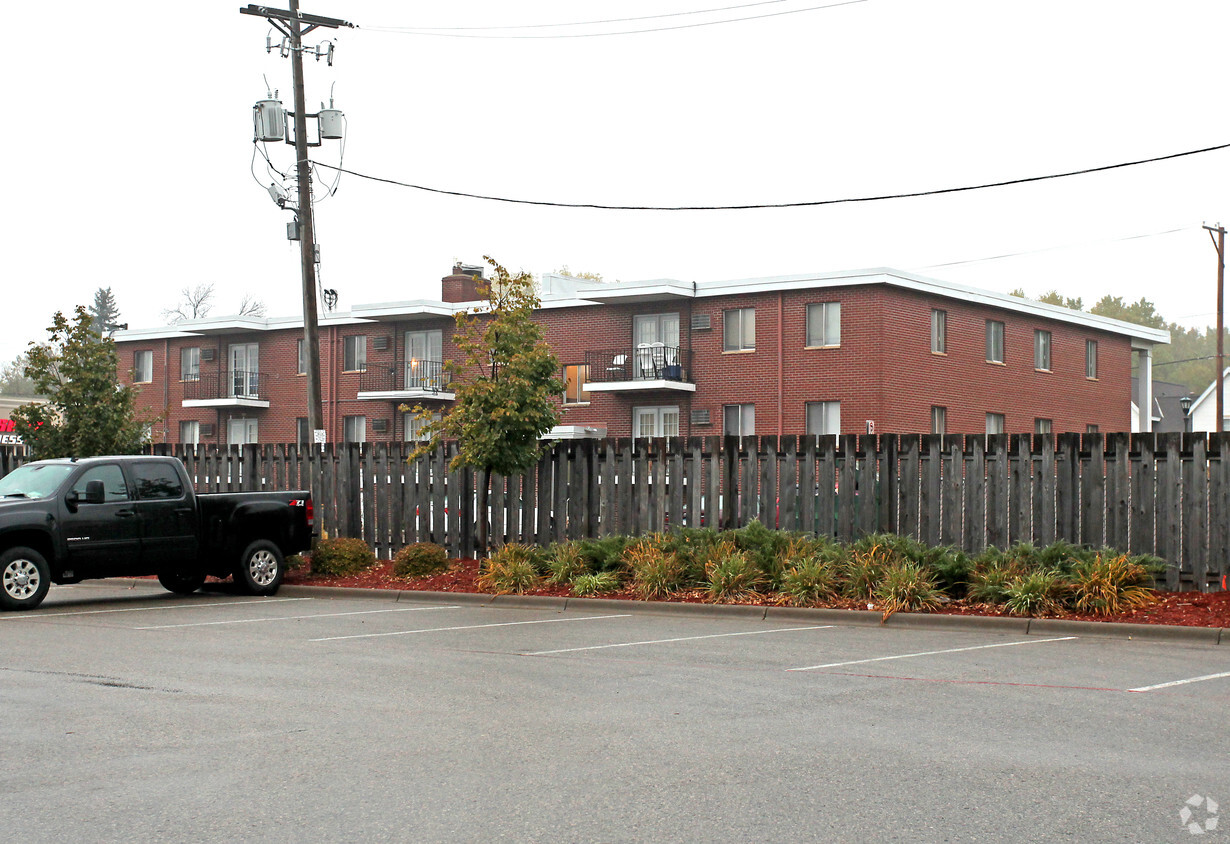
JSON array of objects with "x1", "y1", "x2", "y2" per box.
[
  {"x1": 238, "y1": 295, "x2": 267, "y2": 318},
  {"x1": 162, "y1": 283, "x2": 215, "y2": 324}
]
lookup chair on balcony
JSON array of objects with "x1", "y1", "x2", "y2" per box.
[
  {"x1": 607, "y1": 353, "x2": 628, "y2": 380},
  {"x1": 636, "y1": 343, "x2": 656, "y2": 380}
]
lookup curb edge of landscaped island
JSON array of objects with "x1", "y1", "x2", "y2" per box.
[{"x1": 276, "y1": 585, "x2": 1227, "y2": 644}]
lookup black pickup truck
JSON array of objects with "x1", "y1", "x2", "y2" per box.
[{"x1": 0, "y1": 455, "x2": 314, "y2": 611}]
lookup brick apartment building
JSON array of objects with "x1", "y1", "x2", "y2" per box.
[{"x1": 114, "y1": 265, "x2": 1170, "y2": 445}]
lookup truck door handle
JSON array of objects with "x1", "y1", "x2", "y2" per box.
[{"x1": 116, "y1": 509, "x2": 135, "y2": 518}]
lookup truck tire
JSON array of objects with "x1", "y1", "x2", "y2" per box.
[
  {"x1": 0, "y1": 547, "x2": 51, "y2": 611},
  {"x1": 158, "y1": 571, "x2": 207, "y2": 595},
  {"x1": 234, "y1": 540, "x2": 284, "y2": 596}
]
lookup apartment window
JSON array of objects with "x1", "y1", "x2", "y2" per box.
[
  {"x1": 133, "y1": 350, "x2": 153, "y2": 383},
  {"x1": 931, "y1": 309, "x2": 947, "y2": 354},
  {"x1": 181, "y1": 347, "x2": 200, "y2": 381},
  {"x1": 563, "y1": 364, "x2": 590, "y2": 404},
  {"x1": 179, "y1": 420, "x2": 199, "y2": 445},
  {"x1": 297, "y1": 417, "x2": 310, "y2": 443},
  {"x1": 297, "y1": 339, "x2": 306, "y2": 375},
  {"x1": 985, "y1": 321, "x2": 1005, "y2": 364},
  {"x1": 931, "y1": 406, "x2": 947, "y2": 435},
  {"x1": 343, "y1": 415, "x2": 366, "y2": 444},
  {"x1": 723, "y1": 404, "x2": 755, "y2": 437},
  {"x1": 723, "y1": 308, "x2": 755, "y2": 352},
  {"x1": 1086, "y1": 424, "x2": 1100, "y2": 434},
  {"x1": 1086, "y1": 340, "x2": 1098, "y2": 379},
  {"x1": 806, "y1": 302, "x2": 841, "y2": 347},
  {"x1": 806, "y1": 401, "x2": 841, "y2": 436},
  {"x1": 1034, "y1": 330, "x2": 1051, "y2": 371},
  {"x1": 633, "y1": 406, "x2": 680, "y2": 438},
  {"x1": 344, "y1": 335, "x2": 367, "y2": 372},
  {"x1": 986, "y1": 413, "x2": 1005, "y2": 435},
  {"x1": 404, "y1": 412, "x2": 441, "y2": 443},
  {"x1": 1035, "y1": 418, "x2": 1053, "y2": 435}
]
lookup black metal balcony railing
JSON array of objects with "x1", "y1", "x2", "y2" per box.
[
  {"x1": 584, "y1": 346, "x2": 692, "y2": 384},
  {"x1": 358, "y1": 359, "x2": 452, "y2": 394},
  {"x1": 182, "y1": 370, "x2": 268, "y2": 402}
]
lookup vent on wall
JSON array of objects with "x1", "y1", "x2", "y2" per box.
[
  {"x1": 199, "y1": 423, "x2": 215, "y2": 437},
  {"x1": 690, "y1": 313, "x2": 711, "y2": 331},
  {"x1": 373, "y1": 336, "x2": 389, "y2": 351},
  {"x1": 200, "y1": 348, "x2": 216, "y2": 362},
  {"x1": 691, "y1": 409, "x2": 711, "y2": 425},
  {"x1": 372, "y1": 418, "x2": 389, "y2": 433}
]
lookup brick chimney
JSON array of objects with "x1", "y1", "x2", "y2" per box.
[{"x1": 441, "y1": 262, "x2": 485, "y2": 303}]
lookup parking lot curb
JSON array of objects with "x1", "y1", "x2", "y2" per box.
[{"x1": 1025, "y1": 617, "x2": 1224, "y2": 644}]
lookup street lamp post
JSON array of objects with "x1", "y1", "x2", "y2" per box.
[{"x1": 1180, "y1": 395, "x2": 1194, "y2": 433}]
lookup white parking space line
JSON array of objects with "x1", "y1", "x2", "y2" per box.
[
  {"x1": 309, "y1": 614, "x2": 632, "y2": 642},
  {"x1": 0, "y1": 597, "x2": 311, "y2": 620},
  {"x1": 1129, "y1": 670, "x2": 1230, "y2": 693},
  {"x1": 525, "y1": 625, "x2": 835, "y2": 655},
  {"x1": 134, "y1": 605, "x2": 461, "y2": 630},
  {"x1": 787, "y1": 636, "x2": 1078, "y2": 671}
]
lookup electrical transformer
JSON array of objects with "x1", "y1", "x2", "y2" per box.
[
  {"x1": 318, "y1": 108, "x2": 344, "y2": 140},
  {"x1": 254, "y1": 99, "x2": 286, "y2": 142}
]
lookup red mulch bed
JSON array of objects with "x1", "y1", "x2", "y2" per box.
[{"x1": 283, "y1": 558, "x2": 1230, "y2": 628}]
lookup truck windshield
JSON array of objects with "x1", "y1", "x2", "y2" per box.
[{"x1": 0, "y1": 464, "x2": 76, "y2": 499}]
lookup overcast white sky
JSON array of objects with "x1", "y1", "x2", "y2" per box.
[{"x1": 4, "y1": 0, "x2": 1228, "y2": 365}]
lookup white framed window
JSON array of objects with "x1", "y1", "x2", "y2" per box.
[
  {"x1": 297, "y1": 339, "x2": 306, "y2": 375},
  {"x1": 986, "y1": 413, "x2": 1005, "y2": 435},
  {"x1": 344, "y1": 415, "x2": 366, "y2": 444},
  {"x1": 229, "y1": 343, "x2": 259, "y2": 398},
  {"x1": 228, "y1": 418, "x2": 258, "y2": 445},
  {"x1": 297, "y1": 417, "x2": 310, "y2": 443},
  {"x1": 931, "y1": 309, "x2": 947, "y2": 354},
  {"x1": 723, "y1": 308, "x2": 755, "y2": 352},
  {"x1": 806, "y1": 401, "x2": 841, "y2": 436},
  {"x1": 344, "y1": 335, "x2": 367, "y2": 372},
  {"x1": 1086, "y1": 340, "x2": 1098, "y2": 379},
  {"x1": 1035, "y1": 418, "x2": 1052, "y2": 435},
  {"x1": 807, "y1": 302, "x2": 841, "y2": 347},
  {"x1": 404, "y1": 411, "x2": 441, "y2": 442},
  {"x1": 723, "y1": 404, "x2": 755, "y2": 437},
  {"x1": 564, "y1": 364, "x2": 590, "y2": 404},
  {"x1": 633, "y1": 405, "x2": 680, "y2": 438},
  {"x1": 986, "y1": 320, "x2": 1005, "y2": 364},
  {"x1": 133, "y1": 350, "x2": 153, "y2": 383},
  {"x1": 1034, "y1": 330, "x2": 1051, "y2": 371},
  {"x1": 179, "y1": 420, "x2": 200, "y2": 445},
  {"x1": 931, "y1": 406, "x2": 947, "y2": 435},
  {"x1": 405, "y1": 329, "x2": 444, "y2": 389},
  {"x1": 181, "y1": 347, "x2": 200, "y2": 381}
]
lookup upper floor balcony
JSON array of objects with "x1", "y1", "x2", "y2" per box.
[
  {"x1": 357, "y1": 359, "x2": 456, "y2": 402},
  {"x1": 584, "y1": 345, "x2": 695, "y2": 393},
  {"x1": 182, "y1": 370, "x2": 271, "y2": 408}
]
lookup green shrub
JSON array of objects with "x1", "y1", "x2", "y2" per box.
[
  {"x1": 475, "y1": 543, "x2": 543, "y2": 594},
  {"x1": 1002, "y1": 570, "x2": 1066, "y2": 617},
  {"x1": 570, "y1": 571, "x2": 622, "y2": 597},
  {"x1": 779, "y1": 555, "x2": 840, "y2": 606},
  {"x1": 967, "y1": 562, "x2": 1019, "y2": 605},
  {"x1": 731, "y1": 521, "x2": 802, "y2": 587},
  {"x1": 392, "y1": 543, "x2": 450, "y2": 578},
  {"x1": 310, "y1": 537, "x2": 376, "y2": 576},
  {"x1": 286, "y1": 553, "x2": 308, "y2": 571},
  {"x1": 1070, "y1": 553, "x2": 1157, "y2": 616},
  {"x1": 874, "y1": 563, "x2": 943, "y2": 621},
  {"x1": 575, "y1": 535, "x2": 631, "y2": 573},
  {"x1": 706, "y1": 550, "x2": 764, "y2": 602},
  {"x1": 843, "y1": 540, "x2": 903, "y2": 600},
  {"x1": 544, "y1": 540, "x2": 590, "y2": 585},
  {"x1": 917, "y1": 546, "x2": 971, "y2": 598},
  {"x1": 623, "y1": 534, "x2": 688, "y2": 599}
]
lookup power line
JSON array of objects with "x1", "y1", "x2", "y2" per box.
[
  {"x1": 310, "y1": 141, "x2": 1230, "y2": 212},
  {"x1": 915, "y1": 226, "x2": 1196, "y2": 271},
  {"x1": 379, "y1": 0, "x2": 823, "y2": 31},
  {"x1": 364, "y1": 0, "x2": 866, "y2": 39}
]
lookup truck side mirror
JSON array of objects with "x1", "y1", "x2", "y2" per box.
[{"x1": 84, "y1": 480, "x2": 106, "y2": 504}]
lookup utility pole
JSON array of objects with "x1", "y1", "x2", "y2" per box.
[
  {"x1": 1204, "y1": 223, "x2": 1226, "y2": 433},
  {"x1": 240, "y1": 3, "x2": 353, "y2": 442}
]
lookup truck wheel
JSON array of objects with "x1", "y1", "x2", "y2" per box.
[
  {"x1": 158, "y1": 571, "x2": 207, "y2": 595},
  {"x1": 1, "y1": 547, "x2": 51, "y2": 611},
  {"x1": 234, "y1": 540, "x2": 284, "y2": 596}
]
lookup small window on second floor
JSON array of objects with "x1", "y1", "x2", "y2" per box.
[
  {"x1": 723, "y1": 308, "x2": 755, "y2": 351},
  {"x1": 181, "y1": 347, "x2": 200, "y2": 381},
  {"x1": 133, "y1": 350, "x2": 153, "y2": 383},
  {"x1": 931, "y1": 309, "x2": 947, "y2": 354},
  {"x1": 1034, "y1": 330, "x2": 1051, "y2": 371},
  {"x1": 297, "y1": 339, "x2": 306, "y2": 375},
  {"x1": 564, "y1": 364, "x2": 590, "y2": 404},
  {"x1": 1086, "y1": 340, "x2": 1098, "y2": 379},
  {"x1": 807, "y1": 302, "x2": 841, "y2": 347},
  {"x1": 344, "y1": 336, "x2": 367, "y2": 372},
  {"x1": 986, "y1": 321, "x2": 1005, "y2": 364}
]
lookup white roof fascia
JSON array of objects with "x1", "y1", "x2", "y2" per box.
[
  {"x1": 112, "y1": 326, "x2": 200, "y2": 343},
  {"x1": 1188, "y1": 366, "x2": 1230, "y2": 411},
  {"x1": 351, "y1": 300, "x2": 458, "y2": 321}
]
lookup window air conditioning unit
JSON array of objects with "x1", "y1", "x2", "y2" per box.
[
  {"x1": 200, "y1": 423, "x2": 215, "y2": 437},
  {"x1": 691, "y1": 409, "x2": 711, "y2": 425},
  {"x1": 373, "y1": 336, "x2": 389, "y2": 351},
  {"x1": 201, "y1": 349, "x2": 216, "y2": 362},
  {"x1": 372, "y1": 419, "x2": 389, "y2": 434},
  {"x1": 690, "y1": 313, "x2": 711, "y2": 331}
]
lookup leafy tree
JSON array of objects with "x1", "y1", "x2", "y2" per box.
[
  {"x1": 87, "y1": 287, "x2": 123, "y2": 339},
  {"x1": 1089, "y1": 295, "x2": 1168, "y2": 330},
  {"x1": 0, "y1": 354, "x2": 39, "y2": 397},
  {"x1": 1008, "y1": 288, "x2": 1083, "y2": 310},
  {"x1": 554, "y1": 267, "x2": 604, "y2": 283},
  {"x1": 409, "y1": 257, "x2": 564, "y2": 553},
  {"x1": 12, "y1": 307, "x2": 150, "y2": 458}
]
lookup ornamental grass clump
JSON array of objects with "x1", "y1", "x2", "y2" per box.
[
  {"x1": 476, "y1": 543, "x2": 544, "y2": 594},
  {"x1": 1070, "y1": 552, "x2": 1158, "y2": 616},
  {"x1": 706, "y1": 550, "x2": 764, "y2": 602},
  {"x1": 623, "y1": 534, "x2": 688, "y2": 599},
  {"x1": 570, "y1": 571, "x2": 622, "y2": 597},
  {"x1": 874, "y1": 563, "x2": 943, "y2": 622},
  {"x1": 392, "y1": 542, "x2": 450, "y2": 579},
  {"x1": 544, "y1": 540, "x2": 590, "y2": 585},
  {"x1": 779, "y1": 555, "x2": 841, "y2": 607},
  {"x1": 843, "y1": 541, "x2": 903, "y2": 600},
  {"x1": 1002, "y1": 570, "x2": 1066, "y2": 617},
  {"x1": 310, "y1": 537, "x2": 376, "y2": 576}
]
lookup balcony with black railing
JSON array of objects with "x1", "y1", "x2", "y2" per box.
[
  {"x1": 181, "y1": 371, "x2": 271, "y2": 408},
  {"x1": 583, "y1": 346, "x2": 695, "y2": 392},
  {"x1": 357, "y1": 359, "x2": 455, "y2": 401}
]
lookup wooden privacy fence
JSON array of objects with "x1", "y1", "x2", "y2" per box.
[{"x1": 143, "y1": 432, "x2": 1230, "y2": 591}]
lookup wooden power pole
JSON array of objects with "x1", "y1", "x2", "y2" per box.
[{"x1": 1205, "y1": 224, "x2": 1226, "y2": 433}]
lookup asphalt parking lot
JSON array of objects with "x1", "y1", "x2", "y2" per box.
[{"x1": 2, "y1": 581, "x2": 1227, "y2": 843}]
